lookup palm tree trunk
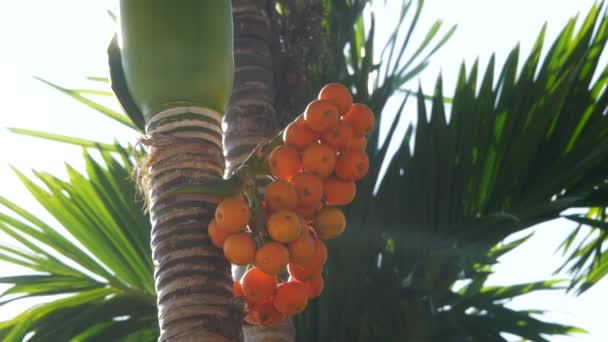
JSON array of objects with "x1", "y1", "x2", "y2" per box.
[
  {"x1": 225, "y1": 0, "x2": 278, "y2": 172},
  {"x1": 118, "y1": 1, "x2": 243, "y2": 340},
  {"x1": 145, "y1": 108, "x2": 243, "y2": 342},
  {"x1": 225, "y1": 1, "x2": 294, "y2": 341}
]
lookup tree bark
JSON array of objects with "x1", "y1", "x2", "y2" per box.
[
  {"x1": 145, "y1": 106, "x2": 243, "y2": 342},
  {"x1": 225, "y1": 1, "x2": 295, "y2": 341},
  {"x1": 225, "y1": 0, "x2": 278, "y2": 173}
]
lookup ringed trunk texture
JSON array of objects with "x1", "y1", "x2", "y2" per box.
[
  {"x1": 145, "y1": 106, "x2": 243, "y2": 342},
  {"x1": 224, "y1": 0, "x2": 278, "y2": 173},
  {"x1": 225, "y1": 1, "x2": 294, "y2": 341},
  {"x1": 118, "y1": 1, "x2": 239, "y2": 340}
]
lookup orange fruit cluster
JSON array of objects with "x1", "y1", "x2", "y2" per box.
[{"x1": 208, "y1": 82, "x2": 375, "y2": 328}]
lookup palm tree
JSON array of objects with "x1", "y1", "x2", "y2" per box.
[{"x1": 2, "y1": 0, "x2": 608, "y2": 341}]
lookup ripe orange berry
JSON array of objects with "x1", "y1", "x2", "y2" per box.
[
  {"x1": 291, "y1": 173, "x2": 323, "y2": 207},
  {"x1": 273, "y1": 281, "x2": 309, "y2": 315},
  {"x1": 313, "y1": 207, "x2": 346, "y2": 239},
  {"x1": 301, "y1": 239, "x2": 327, "y2": 270},
  {"x1": 268, "y1": 145, "x2": 302, "y2": 181},
  {"x1": 287, "y1": 262, "x2": 322, "y2": 283},
  {"x1": 294, "y1": 203, "x2": 321, "y2": 221},
  {"x1": 233, "y1": 281, "x2": 244, "y2": 297},
  {"x1": 290, "y1": 275, "x2": 324, "y2": 299},
  {"x1": 302, "y1": 143, "x2": 336, "y2": 178},
  {"x1": 304, "y1": 99, "x2": 339, "y2": 133},
  {"x1": 318, "y1": 83, "x2": 353, "y2": 115},
  {"x1": 215, "y1": 197, "x2": 251, "y2": 233},
  {"x1": 288, "y1": 239, "x2": 327, "y2": 282},
  {"x1": 323, "y1": 177, "x2": 356, "y2": 205},
  {"x1": 283, "y1": 119, "x2": 318, "y2": 151},
  {"x1": 208, "y1": 219, "x2": 230, "y2": 248},
  {"x1": 223, "y1": 233, "x2": 256, "y2": 265},
  {"x1": 335, "y1": 149, "x2": 369, "y2": 181},
  {"x1": 267, "y1": 210, "x2": 302, "y2": 243},
  {"x1": 264, "y1": 180, "x2": 298, "y2": 211},
  {"x1": 342, "y1": 103, "x2": 375, "y2": 136},
  {"x1": 241, "y1": 267, "x2": 278, "y2": 303},
  {"x1": 345, "y1": 135, "x2": 367, "y2": 151},
  {"x1": 288, "y1": 227, "x2": 316, "y2": 265},
  {"x1": 321, "y1": 121, "x2": 353, "y2": 150},
  {"x1": 258, "y1": 302, "x2": 285, "y2": 328},
  {"x1": 255, "y1": 242, "x2": 290, "y2": 276}
]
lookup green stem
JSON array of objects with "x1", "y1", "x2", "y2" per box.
[{"x1": 245, "y1": 166, "x2": 267, "y2": 245}]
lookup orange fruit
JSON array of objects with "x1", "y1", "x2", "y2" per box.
[
  {"x1": 255, "y1": 242, "x2": 290, "y2": 276},
  {"x1": 305, "y1": 275, "x2": 324, "y2": 298},
  {"x1": 258, "y1": 301, "x2": 285, "y2": 328},
  {"x1": 335, "y1": 149, "x2": 369, "y2": 181},
  {"x1": 215, "y1": 197, "x2": 251, "y2": 233},
  {"x1": 345, "y1": 135, "x2": 367, "y2": 151},
  {"x1": 288, "y1": 227, "x2": 316, "y2": 265},
  {"x1": 288, "y1": 239, "x2": 327, "y2": 282},
  {"x1": 323, "y1": 177, "x2": 356, "y2": 205},
  {"x1": 233, "y1": 281, "x2": 244, "y2": 297},
  {"x1": 301, "y1": 239, "x2": 327, "y2": 270},
  {"x1": 268, "y1": 145, "x2": 302, "y2": 181},
  {"x1": 264, "y1": 180, "x2": 298, "y2": 211},
  {"x1": 318, "y1": 83, "x2": 353, "y2": 115},
  {"x1": 291, "y1": 173, "x2": 323, "y2": 207},
  {"x1": 302, "y1": 143, "x2": 336, "y2": 178},
  {"x1": 294, "y1": 203, "x2": 321, "y2": 221},
  {"x1": 241, "y1": 267, "x2": 278, "y2": 303},
  {"x1": 208, "y1": 219, "x2": 230, "y2": 248},
  {"x1": 223, "y1": 233, "x2": 256, "y2": 265},
  {"x1": 304, "y1": 99, "x2": 339, "y2": 133},
  {"x1": 342, "y1": 103, "x2": 375, "y2": 136},
  {"x1": 273, "y1": 281, "x2": 309, "y2": 315},
  {"x1": 290, "y1": 275, "x2": 324, "y2": 299},
  {"x1": 287, "y1": 262, "x2": 322, "y2": 283},
  {"x1": 313, "y1": 207, "x2": 346, "y2": 239},
  {"x1": 283, "y1": 119, "x2": 318, "y2": 151},
  {"x1": 267, "y1": 210, "x2": 302, "y2": 243},
  {"x1": 321, "y1": 121, "x2": 353, "y2": 150}
]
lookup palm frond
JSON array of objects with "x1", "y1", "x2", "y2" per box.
[
  {"x1": 319, "y1": 0, "x2": 455, "y2": 112},
  {"x1": 6, "y1": 128, "x2": 119, "y2": 151},
  {"x1": 0, "y1": 144, "x2": 156, "y2": 341},
  {"x1": 436, "y1": 277, "x2": 585, "y2": 342},
  {"x1": 11, "y1": 76, "x2": 139, "y2": 149},
  {"x1": 556, "y1": 207, "x2": 608, "y2": 294},
  {"x1": 371, "y1": 0, "x2": 456, "y2": 113},
  {"x1": 374, "y1": 1, "x2": 608, "y2": 255},
  {"x1": 299, "y1": 2, "x2": 608, "y2": 340},
  {"x1": 33, "y1": 77, "x2": 138, "y2": 131}
]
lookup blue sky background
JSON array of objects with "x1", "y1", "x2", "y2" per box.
[{"x1": 0, "y1": 1, "x2": 606, "y2": 340}]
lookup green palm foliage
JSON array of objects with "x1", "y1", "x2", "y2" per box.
[
  {"x1": 434, "y1": 237, "x2": 583, "y2": 342},
  {"x1": 297, "y1": 1, "x2": 608, "y2": 341},
  {"x1": 0, "y1": 146, "x2": 157, "y2": 341},
  {"x1": 557, "y1": 207, "x2": 608, "y2": 294},
  {"x1": 1, "y1": 0, "x2": 608, "y2": 341}
]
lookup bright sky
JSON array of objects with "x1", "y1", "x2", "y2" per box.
[{"x1": 0, "y1": 1, "x2": 607, "y2": 341}]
